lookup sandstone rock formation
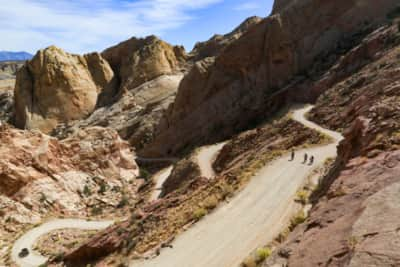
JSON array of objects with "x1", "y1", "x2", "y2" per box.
[
  {"x1": 102, "y1": 35, "x2": 186, "y2": 91},
  {"x1": 0, "y1": 80, "x2": 15, "y2": 122},
  {"x1": 0, "y1": 124, "x2": 141, "y2": 263},
  {"x1": 190, "y1": 16, "x2": 263, "y2": 61},
  {"x1": 142, "y1": 0, "x2": 398, "y2": 157},
  {"x1": 14, "y1": 46, "x2": 117, "y2": 133},
  {"x1": 13, "y1": 36, "x2": 187, "y2": 135},
  {"x1": 53, "y1": 74, "x2": 183, "y2": 150},
  {"x1": 262, "y1": 18, "x2": 400, "y2": 267},
  {"x1": 0, "y1": 61, "x2": 23, "y2": 80}
]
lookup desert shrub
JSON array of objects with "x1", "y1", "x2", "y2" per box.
[
  {"x1": 220, "y1": 183, "x2": 234, "y2": 199},
  {"x1": 140, "y1": 168, "x2": 151, "y2": 180},
  {"x1": 296, "y1": 190, "x2": 309, "y2": 205},
  {"x1": 275, "y1": 227, "x2": 290, "y2": 243},
  {"x1": 255, "y1": 247, "x2": 272, "y2": 263},
  {"x1": 192, "y1": 208, "x2": 207, "y2": 221},
  {"x1": 289, "y1": 210, "x2": 306, "y2": 231},
  {"x1": 91, "y1": 206, "x2": 103, "y2": 215},
  {"x1": 53, "y1": 252, "x2": 65, "y2": 262},
  {"x1": 98, "y1": 181, "x2": 107, "y2": 194},
  {"x1": 117, "y1": 195, "x2": 129, "y2": 208},
  {"x1": 347, "y1": 236, "x2": 358, "y2": 250},
  {"x1": 202, "y1": 196, "x2": 218, "y2": 210},
  {"x1": 39, "y1": 193, "x2": 47, "y2": 203},
  {"x1": 83, "y1": 185, "x2": 91, "y2": 196}
]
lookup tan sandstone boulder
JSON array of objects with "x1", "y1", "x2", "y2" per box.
[
  {"x1": 102, "y1": 35, "x2": 186, "y2": 91},
  {"x1": 14, "y1": 46, "x2": 117, "y2": 133}
]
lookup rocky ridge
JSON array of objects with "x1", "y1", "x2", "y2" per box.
[
  {"x1": 141, "y1": 0, "x2": 398, "y2": 157},
  {"x1": 261, "y1": 12, "x2": 400, "y2": 267},
  {"x1": 0, "y1": 124, "x2": 141, "y2": 265},
  {"x1": 190, "y1": 16, "x2": 263, "y2": 61}
]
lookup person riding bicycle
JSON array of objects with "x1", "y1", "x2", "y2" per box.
[
  {"x1": 303, "y1": 153, "x2": 308, "y2": 164},
  {"x1": 290, "y1": 149, "x2": 295, "y2": 161},
  {"x1": 309, "y1": 155, "x2": 314, "y2": 165}
]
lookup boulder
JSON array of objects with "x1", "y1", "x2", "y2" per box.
[
  {"x1": 14, "y1": 46, "x2": 117, "y2": 133},
  {"x1": 102, "y1": 35, "x2": 186, "y2": 91}
]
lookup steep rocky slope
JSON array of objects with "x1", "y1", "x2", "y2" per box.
[
  {"x1": 0, "y1": 124, "x2": 141, "y2": 265},
  {"x1": 14, "y1": 36, "x2": 186, "y2": 135},
  {"x1": 59, "y1": 115, "x2": 327, "y2": 266},
  {"x1": 190, "y1": 16, "x2": 263, "y2": 61},
  {"x1": 260, "y1": 16, "x2": 400, "y2": 267},
  {"x1": 141, "y1": 0, "x2": 398, "y2": 157},
  {"x1": 53, "y1": 74, "x2": 183, "y2": 150}
]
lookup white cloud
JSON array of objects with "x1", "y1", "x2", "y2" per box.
[
  {"x1": 233, "y1": 2, "x2": 260, "y2": 11},
  {"x1": 0, "y1": 0, "x2": 222, "y2": 54}
]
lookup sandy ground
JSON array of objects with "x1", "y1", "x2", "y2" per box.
[{"x1": 131, "y1": 106, "x2": 343, "y2": 267}]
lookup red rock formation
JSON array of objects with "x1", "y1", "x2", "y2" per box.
[
  {"x1": 142, "y1": 0, "x2": 399, "y2": 157},
  {"x1": 263, "y1": 18, "x2": 400, "y2": 267}
]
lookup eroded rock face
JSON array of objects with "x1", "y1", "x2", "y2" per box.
[
  {"x1": 14, "y1": 46, "x2": 117, "y2": 133},
  {"x1": 142, "y1": 0, "x2": 398, "y2": 157},
  {"x1": 102, "y1": 35, "x2": 186, "y2": 91},
  {"x1": 190, "y1": 16, "x2": 263, "y2": 61},
  {"x1": 263, "y1": 20, "x2": 400, "y2": 267},
  {"x1": 53, "y1": 74, "x2": 184, "y2": 150},
  {"x1": 0, "y1": 124, "x2": 139, "y2": 206}
]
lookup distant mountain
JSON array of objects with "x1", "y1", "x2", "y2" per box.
[{"x1": 0, "y1": 51, "x2": 32, "y2": 62}]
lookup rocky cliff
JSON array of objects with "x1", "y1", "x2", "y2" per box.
[
  {"x1": 190, "y1": 16, "x2": 263, "y2": 61},
  {"x1": 13, "y1": 36, "x2": 186, "y2": 134},
  {"x1": 14, "y1": 46, "x2": 117, "y2": 133},
  {"x1": 0, "y1": 124, "x2": 141, "y2": 264},
  {"x1": 141, "y1": 0, "x2": 398, "y2": 157},
  {"x1": 261, "y1": 13, "x2": 400, "y2": 267},
  {"x1": 102, "y1": 35, "x2": 186, "y2": 91}
]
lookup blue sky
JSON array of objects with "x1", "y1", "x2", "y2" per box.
[{"x1": 0, "y1": 0, "x2": 274, "y2": 54}]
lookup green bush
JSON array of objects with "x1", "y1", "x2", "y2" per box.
[
  {"x1": 296, "y1": 190, "x2": 309, "y2": 205},
  {"x1": 202, "y1": 196, "x2": 218, "y2": 210},
  {"x1": 139, "y1": 168, "x2": 151, "y2": 180},
  {"x1": 289, "y1": 210, "x2": 306, "y2": 230},
  {"x1": 91, "y1": 206, "x2": 103, "y2": 215},
  {"x1": 117, "y1": 196, "x2": 129, "y2": 208},
  {"x1": 39, "y1": 193, "x2": 47, "y2": 203},
  {"x1": 83, "y1": 185, "x2": 91, "y2": 197},
  {"x1": 255, "y1": 247, "x2": 272, "y2": 263},
  {"x1": 98, "y1": 182, "x2": 107, "y2": 194},
  {"x1": 192, "y1": 208, "x2": 207, "y2": 221}
]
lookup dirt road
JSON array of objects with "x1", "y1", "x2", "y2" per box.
[
  {"x1": 131, "y1": 106, "x2": 343, "y2": 267},
  {"x1": 11, "y1": 219, "x2": 113, "y2": 267},
  {"x1": 196, "y1": 142, "x2": 226, "y2": 178}
]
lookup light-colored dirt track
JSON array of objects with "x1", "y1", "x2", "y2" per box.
[{"x1": 131, "y1": 106, "x2": 343, "y2": 267}]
